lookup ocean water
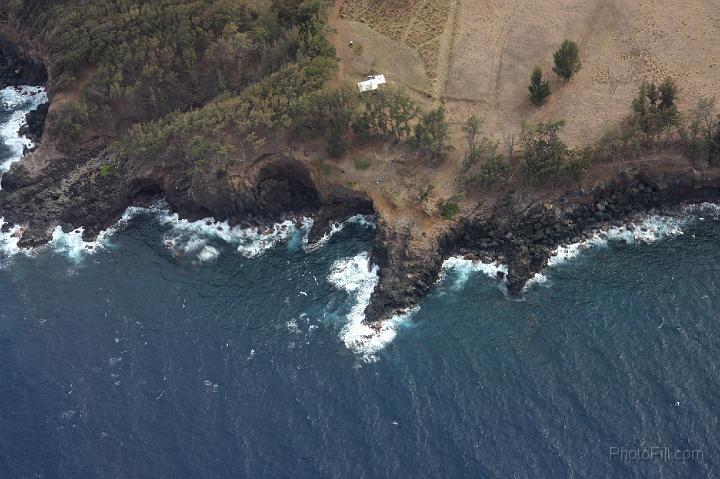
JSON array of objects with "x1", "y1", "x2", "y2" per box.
[{"x1": 1, "y1": 88, "x2": 719, "y2": 478}]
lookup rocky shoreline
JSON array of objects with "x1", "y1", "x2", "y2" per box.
[
  {"x1": 2, "y1": 32, "x2": 720, "y2": 325},
  {"x1": 364, "y1": 170, "x2": 720, "y2": 322}
]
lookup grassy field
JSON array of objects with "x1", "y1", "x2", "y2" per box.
[
  {"x1": 340, "y1": 0, "x2": 452, "y2": 85},
  {"x1": 337, "y1": 0, "x2": 720, "y2": 146}
]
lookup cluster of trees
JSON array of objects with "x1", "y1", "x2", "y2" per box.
[
  {"x1": 458, "y1": 115, "x2": 589, "y2": 188},
  {"x1": 459, "y1": 116, "x2": 510, "y2": 186},
  {"x1": 684, "y1": 97, "x2": 720, "y2": 167},
  {"x1": 7, "y1": 0, "x2": 333, "y2": 148},
  {"x1": 529, "y1": 39, "x2": 582, "y2": 105},
  {"x1": 294, "y1": 85, "x2": 454, "y2": 167},
  {"x1": 293, "y1": 85, "x2": 420, "y2": 157},
  {"x1": 519, "y1": 120, "x2": 589, "y2": 184},
  {"x1": 114, "y1": 56, "x2": 337, "y2": 167},
  {"x1": 591, "y1": 78, "x2": 720, "y2": 167}
]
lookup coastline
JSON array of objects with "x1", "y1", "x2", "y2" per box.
[{"x1": 2, "y1": 27, "x2": 720, "y2": 327}]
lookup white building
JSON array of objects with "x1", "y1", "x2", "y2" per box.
[{"x1": 357, "y1": 74, "x2": 386, "y2": 93}]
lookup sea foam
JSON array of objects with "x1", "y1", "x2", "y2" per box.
[
  {"x1": 440, "y1": 256, "x2": 508, "y2": 290},
  {"x1": 146, "y1": 206, "x2": 313, "y2": 261},
  {"x1": 0, "y1": 86, "x2": 48, "y2": 178},
  {"x1": 303, "y1": 214, "x2": 376, "y2": 252},
  {"x1": 328, "y1": 251, "x2": 414, "y2": 362},
  {"x1": 547, "y1": 215, "x2": 686, "y2": 268}
]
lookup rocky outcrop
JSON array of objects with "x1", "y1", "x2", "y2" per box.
[
  {"x1": 364, "y1": 168, "x2": 720, "y2": 321},
  {"x1": 19, "y1": 102, "x2": 48, "y2": 149}
]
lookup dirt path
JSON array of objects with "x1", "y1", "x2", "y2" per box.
[
  {"x1": 328, "y1": 0, "x2": 346, "y2": 81},
  {"x1": 434, "y1": 0, "x2": 460, "y2": 100}
]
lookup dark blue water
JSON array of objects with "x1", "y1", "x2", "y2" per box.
[{"x1": 2, "y1": 91, "x2": 719, "y2": 478}]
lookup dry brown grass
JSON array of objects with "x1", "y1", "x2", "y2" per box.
[
  {"x1": 444, "y1": 0, "x2": 720, "y2": 145},
  {"x1": 341, "y1": 0, "x2": 451, "y2": 82}
]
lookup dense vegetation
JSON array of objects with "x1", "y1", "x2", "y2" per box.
[{"x1": 4, "y1": 0, "x2": 334, "y2": 147}]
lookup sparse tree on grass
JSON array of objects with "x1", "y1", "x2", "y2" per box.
[
  {"x1": 528, "y1": 67, "x2": 551, "y2": 106},
  {"x1": 553, "y1": 40, "x2": 582, "y2": 81}
]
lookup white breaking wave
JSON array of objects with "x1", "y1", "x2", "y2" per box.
[
  {"x1": 0, "y1": 218, "x2": 23, "y2": 259},
  {"x1": 148, "y1": 206, "x2": 313, "y2": 261},
  {"x1": 547, "y1": 215, "x2": 686, "y2": 268},
  {"x1": 438, "y1": 213, "x2": 696, "y2": 293},
  {"x1": 328, "y1": 251, "x2": 414, "y2": 362},
  {"x1": 684, "y1": 202, "x2": 720, "y2": 220},
  {"x1": 440, "y1": 256, "x2": 508, "y2": 290},
  {"x1": 0, "y1": 220, "x2": 113, "y2": 266},
  {"x1": 0, "y1": 200, "x2": 369, "y2": 267},
  {"x1": 49, "y1": 226, "x2": 113, "y2": 263},
  {"x1": 304, "y1": 214, "x2": 376, "y2": 252},
  {"x1": 0, "y1": 86, "x2": 48, "y2": 178}
]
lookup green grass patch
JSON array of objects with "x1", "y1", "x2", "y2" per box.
[
  {"x1": 354, "y1": 158, "x2": 371, "y2": 170},
  {"x1": 315, "y1": 159, "x2": 332, "y2": 176},
  {"x1": 441, "y1": 202, "x2": 460, "y2": 220}
]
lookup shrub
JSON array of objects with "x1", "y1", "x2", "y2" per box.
[
  {"x1": 528, "y1": 67, "x2": 551, "y2": 106},
  {"x1": 440, "y1": 201, "x2": 460, "y2": 219},
  {"x1": 472, "y1": 156, "x2": 511, "y2": 186},
  {"x1": 47, "y1": 101, "x2": 91, "y2": 148},
  {"x1": 99, "y1": 163, "x2": 116, "y2": 177},
  {"x1": 553, "y1": 40, "x2": 582, "y2": 81},
  {"x1": 563, "y1": 147, "x2": 591, "y2": 180}
]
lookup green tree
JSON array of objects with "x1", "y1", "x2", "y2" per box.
[
  {"x1": 552, "y1": 40, "x2": 582, "y2": 81},
  {"x1": 413, "y1": 107, "x2": 452, "y2": 167},
  {"x1": 528, "y1": 67, "x2": 551, "y2": 106},
  {"x1": 685, "y1": 97, "x2": 720, "y2": 167},
  {"x1": 386, "y1": 88, "x2": 418, "y2": 139},
  {"x1": 461, "y1": 115, "x2": 483, "y2": 172},
  {"x1": 519, "y1": 120, "x2": 568, "y2": 184},
  {"x1": 326, "y1": 124, "x2": 347, "y2": 157},
  {"x1": 631, "y1": 80, "x2": 680, "y2": 148}
]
